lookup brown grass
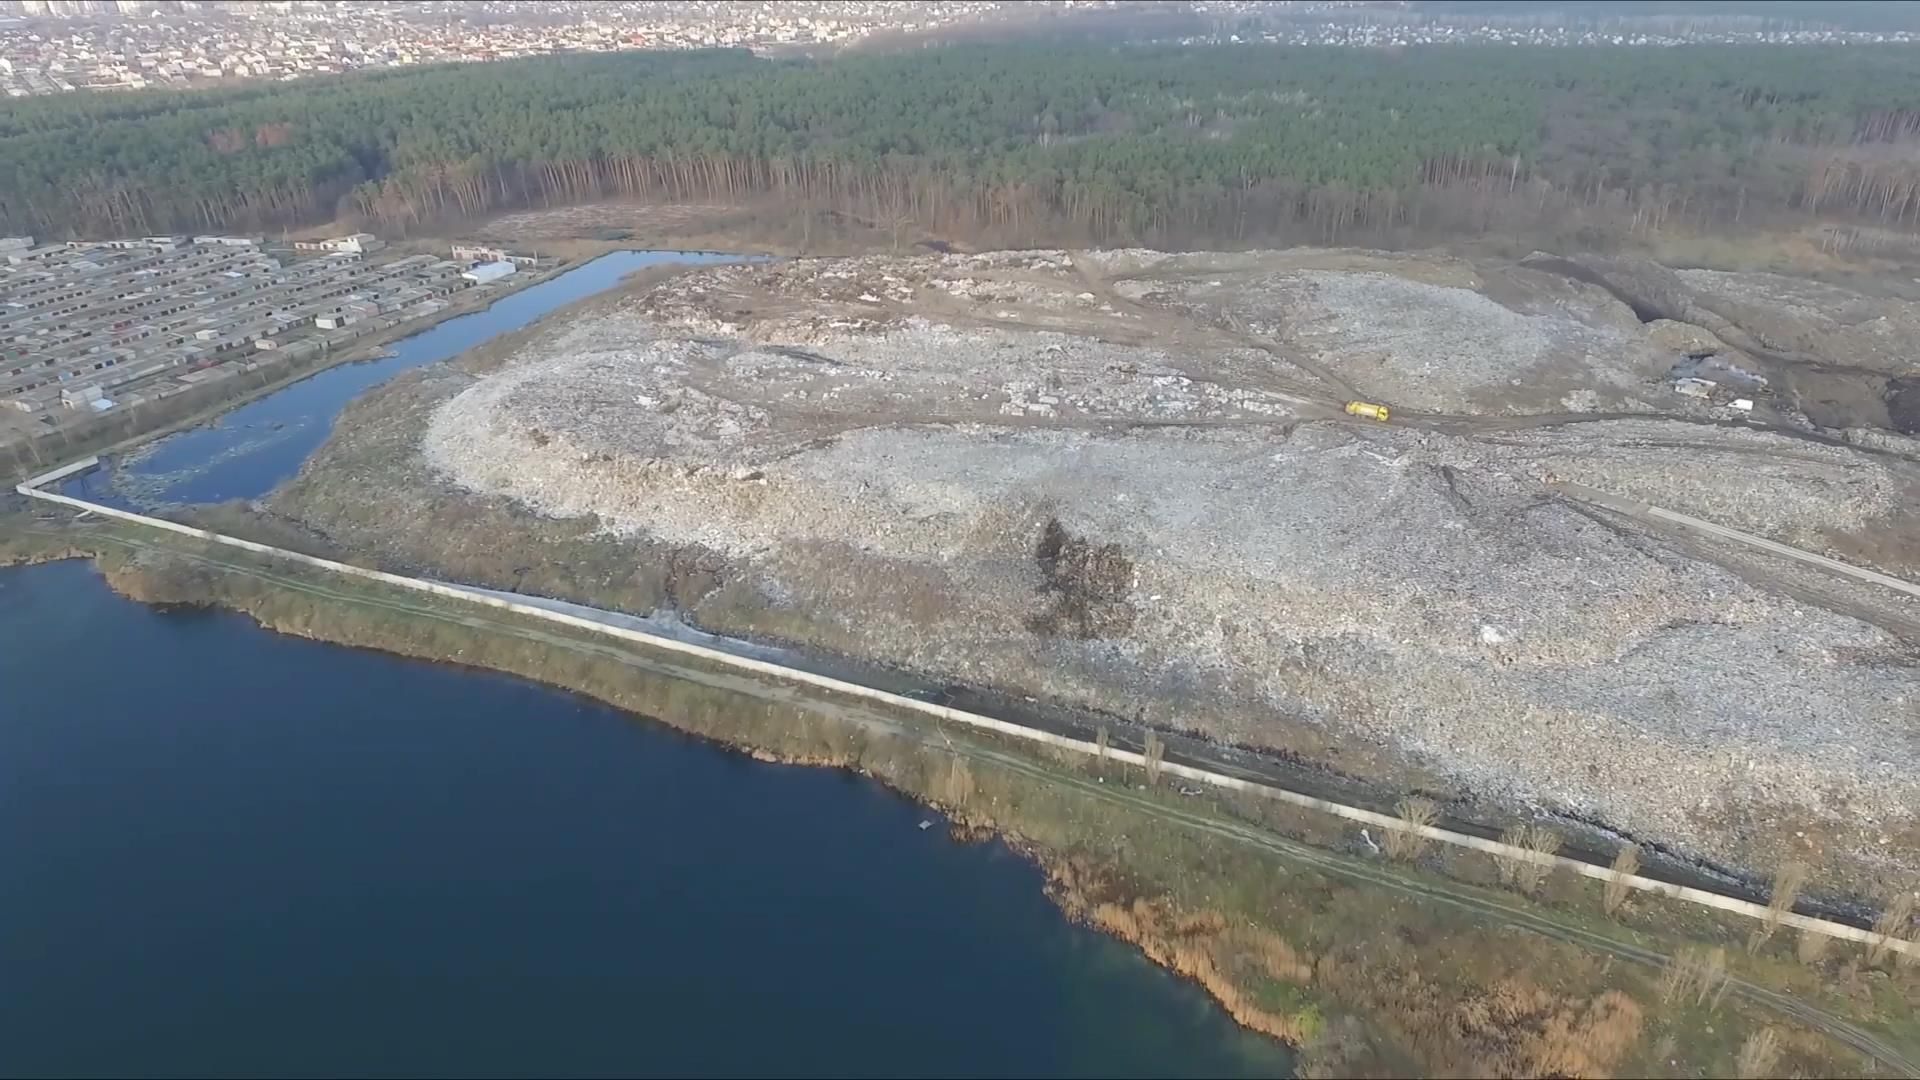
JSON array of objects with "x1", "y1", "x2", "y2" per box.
[
  {"x1": 1449, "y1": 979, "x2": 1645, "y2": 1078},
  {"x1": 1868, "y1": 890, "x2": 1915, "y2": 966},
  {"x1": 1603, "y1": 844, "x2": 1641, "y2": 917},
  {"x1": 1050, "y1": 857, "x2": 1323, "y2": 1047},
  {"x1": 1659, "y1": 945, "x2": 1728, "y2": 1008},
  {"x1": 944, "y1": 754, "x2": 976, "y2": 808},
  {"x1": 1058, "y1": 854, "x2": 1651, "y2": 1079},
  {"x1": 1383, "y1": 797, "x2": 1438, "y2": 862},
  {"x1": 1796, "y1": 926, "x2": 1832, "y2": 966},
  {"x1": 1735, "y1": 1027, "x2": 1782, "y2": 1080}
]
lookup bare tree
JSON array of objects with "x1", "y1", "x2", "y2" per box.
[
  {"x1": 1749, "y1": 861, "x2": 1808, "y2": 954},
  {"x1": 1384, "y1": 797, "x2": 1438, "y2": 862},
  {"x1": 1142, "y1": 732, "x2": 1165, "y2": 786},
  {"x1": 1603, "y1": 845, "x2": 1641, "y2": 917}
]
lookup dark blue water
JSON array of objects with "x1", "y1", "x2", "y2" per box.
[
  {"x1": 63, "y1": 251, "x2": 739, "y2": 509},
  {"x1": 8, "y1": 249, "x2": 1290, "y2": 1075},
  {"x1": 0, "y1": 561, "x2": 1293, "y2": 1077}
]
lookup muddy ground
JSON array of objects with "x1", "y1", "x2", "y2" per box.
[{"x1": 262, "y1": 244, "x2": 1920, "y2": 899}]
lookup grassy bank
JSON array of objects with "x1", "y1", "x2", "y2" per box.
[{"x1": 5, "y1": 508, "x2": 1915, "y2": 1077}]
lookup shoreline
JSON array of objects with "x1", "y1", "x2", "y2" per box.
[
  {"x1": 2, "y1": 514, "x2": 1910, "y2": 1077},
  {"x1": 18, "y1": 477, "x2": 1919, "y2": 950},
  {"x1": 4, "y1": 235, "x2": 1915, "y2": 1074},
  {"x1": 258, "y1": 242, "x2": 1918, "y2": 907},
  {"x1": 0, "y1": 257, "x2": 575, "y2": 484}
]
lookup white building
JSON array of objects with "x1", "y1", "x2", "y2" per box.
[
  {"x1": 293, "y1": 233, "x2": 384, "y2": 255},
  {"x1": 59, "y1": 383, "x2": 105, "y2": 409},
  {"x1": 451, "y1": 242, "x2": 539, "y2": 268},
  {"x1": 461, "y1": 260, "x2": 516, "y2": 285}
]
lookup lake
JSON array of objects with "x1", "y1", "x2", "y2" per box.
[{"x1": 3, "y1": 253, "x2": 1293, "y2": 1077}]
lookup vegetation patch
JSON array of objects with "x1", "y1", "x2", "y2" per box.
[
  {"x1": 1026, "y1": 517, "x2": 1136, "y2": 640},
  {"x1": 15, "y1": 44, "x2": 1920, "y2": 248}
]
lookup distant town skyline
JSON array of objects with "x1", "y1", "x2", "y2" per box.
[{"x1": 3, "y1": 0, "x2": 1915, "y2": 99}]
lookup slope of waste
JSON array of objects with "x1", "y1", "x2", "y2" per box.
[
  {"x1": 284, "y1": 247, "x2": 1920, "y2": 894},
  {"x1": 1525, "y1": 252, "x2": 1920, "y2": 433}
]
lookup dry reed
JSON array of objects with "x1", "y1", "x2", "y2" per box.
[
  {"x1": 945, "y1": 755, "x2": 975, "y2": 807},
  {"x1": 1496, "y1": 824, "x2": 1561, "y2": 894},
  {"x1": 1868, "y1": 890, "x2": 1914, "y2": 966},
  {"x1": 1383, "y1": 797, "x2": 1438, "y2": 862},
  {"x1": 1603, "y1": 845, "x2": 1640, "y2": 917},
  {"x1": 1735, "y1": 1028, "x2": 1781, "y2": 1080},
  {"x1": 1749, "y1": 861, "x2": 1809, "y2": 953},
  {"x1": 1659, "y1": 945, "x2": 1727, "y2": 1007},
  {"x1": 1795, "y1": 926, "x2": 1832, "y2": 966}
]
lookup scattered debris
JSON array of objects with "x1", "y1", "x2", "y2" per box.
[{"x1": 344, "y1": 245, "x2": 1920, "y2": 893}]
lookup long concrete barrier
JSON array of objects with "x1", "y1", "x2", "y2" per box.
[
  {"x1": 21, "y1": 456, "x2": 103, "y2": 492},
  {"x1": 15, "y1": 473, "x2": 1913, "y2": 958}
]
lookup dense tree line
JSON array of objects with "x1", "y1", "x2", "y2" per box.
[{"x1": 5, "y1": 42, "x2": 1920, "y2": 245}]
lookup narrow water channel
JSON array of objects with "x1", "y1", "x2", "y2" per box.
[{"x1": 64, "y1": 251, "x2": 739, "y2": 508}]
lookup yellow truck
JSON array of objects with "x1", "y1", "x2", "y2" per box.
[{"x1": 1344, "y1": 400, "x2": 1390, "y2": 422}]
